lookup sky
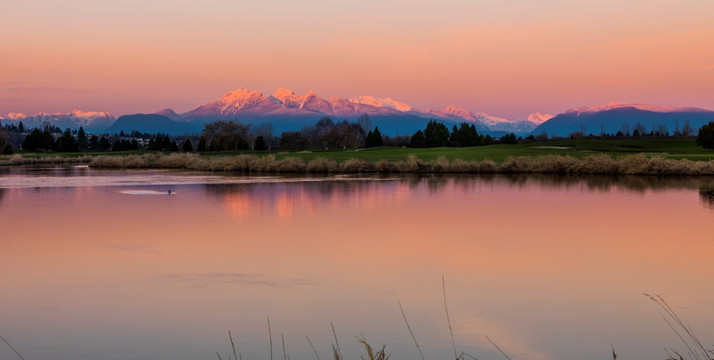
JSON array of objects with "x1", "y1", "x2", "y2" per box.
[{"x1": 1, "y1": 0, "x2": 714, "y2": 120}]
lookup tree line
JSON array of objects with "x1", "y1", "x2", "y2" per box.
[{"x1": 5, "y1": 117, "x2": 714, "y2": 154}]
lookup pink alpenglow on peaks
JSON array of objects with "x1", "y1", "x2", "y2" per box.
[
  {"x1": 270, "y1": 88, "x2": 304, "y2": 108},
  {"x1": 527, "y1": 112, "x2": 554, "y2": 125},
  {"x1": 5, "y1": 113, "x2": 28, "y2": 120},
  {"x1": 349, "y1": 96, "x2": 413, "y2": 112}
]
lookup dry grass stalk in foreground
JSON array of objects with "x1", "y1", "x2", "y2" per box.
[{"x1": 644, "y1": 293, "x2": 713, "y2": 360}]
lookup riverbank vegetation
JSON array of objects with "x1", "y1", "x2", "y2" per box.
[
  {"x1": 3, "y1": 138, "x2": 714, "y2": 175},
  {"x1": 82, "y1": 152, "x2": 714, "y2": 176}
]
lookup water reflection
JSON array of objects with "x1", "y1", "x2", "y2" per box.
[
  {"x1": 204, "y1": 174, "x2": 714, "y2": 213},
  {"x1": 2, "y1": 167, "x2": 714, "y2": 360},
  {"x1": 699, "y1": 188, "x2": 714, "y2": 210}
]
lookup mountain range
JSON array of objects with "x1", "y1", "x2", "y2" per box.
[
  {"x1": 2, "y1": 90, "x2": 712, "y2": 137},
  {"x1": 0, "y1": 110, "x2": 114, "y2": 133},
  {"x1": 532, "y1": 102, "x2": 714, "y2": 137}
]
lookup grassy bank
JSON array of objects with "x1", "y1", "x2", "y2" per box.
[
  {"x1": 3, "y1": 139, "x2": 714, "y2": 175},
  {"x1": 82, "y1": 152, "x2": 714, "y2": 176}
]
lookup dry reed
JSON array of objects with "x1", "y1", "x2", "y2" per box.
[
  {"x1": 5, "y1": 152, "x2": 705, "y2": 176},
  {"x1": 306, "y1": 157, "x2": 338, "y2": 173}
]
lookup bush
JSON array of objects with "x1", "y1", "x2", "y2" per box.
[
  {"x1": 306, "y1": 157, "x2": 337, "y2": 173},
  {"x1": 477, "y1": 159, "x2": 498, "y2": 173},
  {"x1": 341, "y1": 158, "x2": 375, "y2": 173},
  {"x1": 270, "y1": 157, "x2": 306, "y2": 172},
  {"x1": 375, "y1": 159, "x2": 392, "y2": 173},
  {"x1": 432, "y1": 156, "x2": 450, "y2": 173},
  {"x1": 449, "y1": 158, "x2": 477, "y2": 172},
  {"x1": 248, "y1": 155, "x2": 276, "y2": 172}
]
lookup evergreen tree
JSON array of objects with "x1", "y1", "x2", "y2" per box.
[
  {"x1": 54, "y1": 128, "x2": 79, "y2": 152},
  {"x1": 0, "y1": 131, "x2": 12, "y2": 154},
  {"x1": 449, "y1": 123, "x2": 480, "y2": 147},
  {"x1": 182, "y1": 139, "x2": 193, "y2": 152},
  {"x1": 197, "y1": 136, "x2": 207, "y2": 152},
  {"x1": 696, "y1": 122, "x2": 714, "y2": 149},
  {"x1": 169, "y1": 140, "x2": 179, "y2": 152},
  {"x1": 410, "y1": 130, "x2": 426, "y2": 148},
  {"x1": 99, "y1": 136, "x2": 111, "y2": 150},
  {"x1": 365, "y1": 126, "x2": 384, "y2": 148},
  {"x1": 77, "y1": 127, "x2": 88, "y2": 150},
  {"x1": 22, "y1": 129, "x2": 55, "y2": 151},
  {"x1": 500, "y1": 132, "x2": 518, "y2": 145},
  {"x1": 372, "y1": 126, "x2": 383, "y2": 146},
  {"x1": 89, "y1": 134, "x2": 99, "y2": 149},
  {"x1": 423, "y1": 120, "x2": 449, "y2": 147}
]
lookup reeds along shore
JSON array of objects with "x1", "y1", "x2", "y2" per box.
[
  {"x1": 84, "y1": 153, "x2": 714, "y2": 176},
  {"x1": 3, "y1": 152, "x2": 714, "y2": 176}
]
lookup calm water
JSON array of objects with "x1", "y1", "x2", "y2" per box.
[{"x1": 1, "y1": 166, "x2": 713, "y2": 360}]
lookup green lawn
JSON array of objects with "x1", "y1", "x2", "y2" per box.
[
  {"x1": 3, "y1": 138, "x2": 714, "y2": 164},
  {"x1": 267, "y1": 138, "x2": 714, "y2": 163}
]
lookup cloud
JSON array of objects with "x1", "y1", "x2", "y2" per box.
[{"x1": 159, "y1": 272, "x2": 315, "y2": 288}]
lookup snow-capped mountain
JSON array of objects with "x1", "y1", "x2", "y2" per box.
[
  {"x1": 181, "y1": 88, "x2": 408, "y2": 121},
  {"x1": 422, "y1": 105, "x2": 540, "y2": 133},
  {"x1": 173, "y1": 88, "x2": 543, "y2": 135},
  {"x1": 0, "y1": 88, "x2": 551, "y2": 135},
  {"x1": 349, "y1": 95, "x2": 412, "y2": 112},
  {"x1": 0, "y1": 110, "x2": 115, "y2": 132},
  {"x1": 527, "y1": 112, "x2": 553, "y2": 125}
]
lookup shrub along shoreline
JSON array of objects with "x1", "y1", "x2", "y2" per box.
[
  {"x1": 79, "y1": 152, "x2": 714, "y2": 176},
  {"x1": 3, "y1": 152, "x2": 714, "y2": 176}
]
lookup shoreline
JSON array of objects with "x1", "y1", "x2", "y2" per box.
[{"x1": 3, "y1": 152, "x2": 714, "y2": 176}]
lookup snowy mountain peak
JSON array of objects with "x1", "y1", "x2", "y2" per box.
[
  {"x1": 219, "y1": 88, "x2": 271, "y2": 112},
  {"x1": 6, "y1": 112, "x2": 28, "y2": 120},
  {"x1": 68, "y1": 109, "x2": 112, "y2": 119},
  {"x1": 270, "y1": 88, "x2": 302, "y2": 108},
  {"x1": 349, "y1": 96, "x2": 412, "y2": 112},
  {"x1": 527, "y1": 112, "x2": 553, "y2": 124},
  {"x1": 441, "y1": 105, "x2": 473, "y2": 118}
]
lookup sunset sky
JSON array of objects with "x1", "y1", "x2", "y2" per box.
[{"x1": 2, "y1": 0, "x2": 713, "y2": 120}]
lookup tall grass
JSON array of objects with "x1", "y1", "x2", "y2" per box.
[
  {"x1": 8, "y1": 151, "x2": 712, "y2": 176},
  {"x1": 84, "y1": 153, "x2": 714, "y2": 176},
  {"x1": 217, "y1": 290, "x2": 710, "y2": 360},
  {"x1": 1, "y1": 154, "x2": 94, "y2": 166}
]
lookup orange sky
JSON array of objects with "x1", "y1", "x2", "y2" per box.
[{"x1": 2, "y1": 0, "x2": 713, "y2": 119}]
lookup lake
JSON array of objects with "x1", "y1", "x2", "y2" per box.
[{"x1": 1, "y1": 165, "x2": 713, "y2": 360}]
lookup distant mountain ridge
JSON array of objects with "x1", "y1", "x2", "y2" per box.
[
  {"x1": 4, "y1": 90, "x2": 712, "y2": 138},
  {"x1": 0, "y1": 110, "x2": 114, "y2": 132},
  {"x1": 532, "y1": 104, "x2": 714, "y2": 137}
]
